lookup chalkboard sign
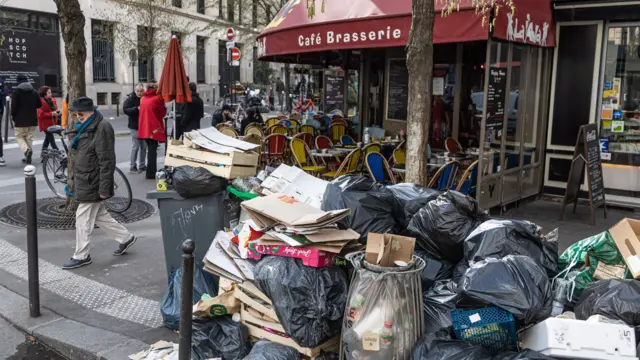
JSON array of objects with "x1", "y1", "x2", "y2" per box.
[
  {"x1": 486, "y1": 66, "x2": 507, "y2": 129},
  {"x1": 324, "y1": 74, "x2": 344, "y2": 112},
  {"x1": 387, "y1": 59, "x2": 408, "y2": 121},
  {"x1": 561, "y1": 123, "x2": 607, "y2": 225}
]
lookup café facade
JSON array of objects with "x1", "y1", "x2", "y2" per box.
[{"x1": 257, "y1": 0, "x2": 557, "y2": 209}]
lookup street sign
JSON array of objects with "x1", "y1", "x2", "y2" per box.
[
  {"x1": 226, "y1": 41, "x2": 235, "y2": 49},
  {"x1": 231, "y1": 47, "x2": 241, "y2": 61},
  {"x1": 227, "y1": 28, "x2": 235, "y2": 41},
  {"x1": 231, "y1": 60, "x2": 240, "y2": 66}
]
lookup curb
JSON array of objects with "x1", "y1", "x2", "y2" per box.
[{"x1": 0, "y1": 285, "x2": 148, "y2": 360}]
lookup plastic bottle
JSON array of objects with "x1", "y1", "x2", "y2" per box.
[
  {"x1": 364, "y1": 128, "x2": 371, "y2": 144},
  {"x1": 380, "y1": 321, "x2": 393, "y2": 350}
]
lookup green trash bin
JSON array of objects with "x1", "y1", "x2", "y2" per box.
[{"x1": 147, "y1": 189, "x2": 240, "y2": 277}]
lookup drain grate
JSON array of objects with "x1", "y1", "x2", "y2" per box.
[{"x1": 0, "y1": 197, "x2": 156, "y2": 230}]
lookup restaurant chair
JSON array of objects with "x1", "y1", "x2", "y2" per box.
[
  {"x1": 366, "y1": 152, "x2": 396, "y2": 184},
  {"x1": 244, "y1": 123, "x2": 263, "y2": 135},
  {"x1": 266, "y1": 117, "x2": 280, "y2": 127},
  {"x1": 315, "y1": 135, "x2": 333, "y2": 150},
  {"x1": 300, "y1": 124, "x2": 316, "y2": 136},
  {"x1": 291, "y1": 138, "x2": 326, "y2": 175},
  {"x1": 445, "y1": 137, "x2": 464, "y2": 153},
  {"x1": 290, "y1": 113, "x2": 302, "y2": 121},
  {"x1": 289, "y1": 119, "x2": 300, "y2": 134},
  {"x1": 220, "y1": 127, "x2": 238, "y2": 137},
  {"x1": 294, "y1": 132, "x2": 314, "y2": 149},
  {"x1": 243, "y1": 133, "x2": 262, "y2": 145},
  {"x1": 428, "y1": 160, "x2": 460, "y2": 191},
  {"x1": 245, "y1": 126, "x2": 263, "y2": 138},
  {"x1": 329, "y1": 123, "x2": 346, "y2": 143},
  {"x1": 261, "y1": 134, "x2": 287, "y2": 166},
  {"x1": 331, "y1": 118, "x2": 348, "y2": 126},
  {"x1": 362, "y1": 143, "x2": 382, "y2": 155},
  {"x1": 216, "y1": 123, "x2": 231, "y2": 131},
  {"x1": 322, "y1": 148, "x2": 362, "y2": 179},
  {"x1": 268, "y1": 124, "x2": 289, "y2": 136},
  {"x1": 391, "y1": 147, "x2": 406, "y2": 181},
  {"x1": 341, "y1": 135, "x2": 356, "y2": 146},
  {"x1": 455, "y1": 160, "x2": 479, "y2": 196}
]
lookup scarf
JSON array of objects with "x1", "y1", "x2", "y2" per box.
[
  {"x1": 44, "y1": 97, "x2": 55, "y2": 112},
  {"x1": 71, "y1": 111, "x2": 99, "y2": 150}
]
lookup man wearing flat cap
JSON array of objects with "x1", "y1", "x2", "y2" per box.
[{"x1": 62, "y1": 97, "x2": 137, "y2": 269}]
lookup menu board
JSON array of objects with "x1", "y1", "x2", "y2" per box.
[
  {"x1": 387, "y1": 59, "x2": 408, "y2": 121},
  {"x1": 324, "y1": 74, "x2": 344, "y2": 112},
  {"x1": 486, "y1": 67, "x2": 507, "y2": 129},
  {"x1": 561, "y1": 124, "x2": 606, "y2": 225}
]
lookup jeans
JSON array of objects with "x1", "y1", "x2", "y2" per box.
[
  {"x1": 42, "y1": 132, "x2": 59, "y2": 151},
  {"x1": 73, "y1": 202, "x2": 132, "y2": 260},
  {"x1": 144, "y1": 139, "x2": 158, "y2": 179},
  {"x1": 130, "y1": 129, "x2": 147, "y2": 169}
]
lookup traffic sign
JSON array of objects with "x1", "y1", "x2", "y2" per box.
[
  {"x1": 227, "y1": 28, "x2": 235, "y2": 41},
  {"x1": 226, "y1": 41, "x2": 235, "y2": 49},
  {"x1": 231, "y1": 47, "x2": 241, "y2": 62}
]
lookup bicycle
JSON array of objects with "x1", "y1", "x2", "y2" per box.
[{"x1": 42, "y1": 125, "x2": 133, "y2": 213}]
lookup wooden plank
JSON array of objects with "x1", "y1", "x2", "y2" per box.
[
  {"x1": 241, "y1": 306, "x2": 285, "y2": 333},
  {"x1": 233, "y1": 287, "x2": 279, "y2": 321},
  {"x1": 237, "y1": 281, "x2": 272, "y2": 305},
  {"x1": 244, "y1": 323, "x2": 339, "y2": 358},
  {"x1": 164, "y1": 156, "x2": 257, "y2": 179},
  {"x1": 167, "y1": 142, "x2": 259, "y2": 167}
]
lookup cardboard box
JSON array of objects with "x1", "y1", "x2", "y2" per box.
[
  {"x1": 246, "y1": 241, "x2": 338, "y2": 267},
  {"x1": 203, "y1": 231, "x2": 256, "y2": 282},
  {"x1": 365, "y1": 233, "x2": 416, "y2": 267},
  {"x1": 608, "y1": 218, "x2": 640, "y2": 278},
  {"x1": 260, "y1": 164, "x2": 329, "y2": 208}
]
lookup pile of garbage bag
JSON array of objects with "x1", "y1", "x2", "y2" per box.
[
  {"x1": 191, "y1": 316, "x2": 250, "y2": 360},
  {"x1": 412, "y1": 334, "x2": 557, "y2": 360},
  {"x1": 387, "y1": 184, "x2": 440, "y2": 228},
  {"x1": 575, "y1": 279, "x2": 640, "y2": 326},
  {"x1": 243, "y1": 340, "x2": 300, "y2": 360},
  {"x1": 172, "y1": 165, "x2": 227, "y2": 198},
  {"x1": 253, "y1": 257, "x2": 349, "y2": 348}
]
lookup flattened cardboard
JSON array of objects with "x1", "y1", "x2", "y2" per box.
[
  {"x1": 365, "y1": 233, "x2": 416, "y2": 267},
  {"x1": 593, "y1": 262, "x2": 627, "y2": 280},
  {"x1": 608, "y1": 218, "x2": 640, "y2": 278}
]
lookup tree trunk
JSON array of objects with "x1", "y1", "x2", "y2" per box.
[
  {"x1": 54, "y1": 0, "x2": 87, "y2": 209},
  {"x1": 405, "y1": 0, "x2": 435, "y2": 186}
]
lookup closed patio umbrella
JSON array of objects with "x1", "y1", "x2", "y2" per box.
[{"x1": 157, "y1": 35, "x2": 192, "y2": 150}]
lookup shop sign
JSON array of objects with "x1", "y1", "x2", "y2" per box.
[
  {"x1": 600, "y1": 137, "x2": 611, "y2": 161},
  {"x1": 297, "y1": 26, "x2": 403, "y2": 48},
  {"x1": 505, "y1": 12, "x2": 551, "y2": 47},
  {"x1": 0, "y1": 29, "x2": 61, "y2": 90}
]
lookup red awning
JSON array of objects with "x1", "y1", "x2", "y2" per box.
[{"x1": 257, "y1": 0, "x2": 555, "y2": 61}]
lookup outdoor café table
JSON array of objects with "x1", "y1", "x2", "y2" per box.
[
  {"x1": 391, "y1": 167, "x2": 406, "y2": 173},
  {"x1": 310, "y1": 149, "x2": 347, "y2": 158}
]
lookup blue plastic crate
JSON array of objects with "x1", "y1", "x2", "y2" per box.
[{"x1": 451, "y1": 307, "x2": 517, "y2": 354}]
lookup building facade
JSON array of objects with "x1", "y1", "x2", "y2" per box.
[{"x1": 0, "y1": 0, "x2": 282, "y2": 108}]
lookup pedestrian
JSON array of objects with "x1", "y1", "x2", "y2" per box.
[
  {"x1": 138, "y1": 83, "x2": 166, "y2": 180},
  {"x1": 0, "y1": 77, "x2": 7, "y2": 166},
  {"x1": 11, "y1": 75, "x2": 40, "y2": 164},
  {"x1": 177, "y1": 82, "x2": 203, "y2": 139},
  {"x1": 62, "y1": 97, "x2": 137, "y2": 270},
  {"x1": 275, "y1": 77, "x2": 285, "y2": 105},
  {"x1": 123, "y1": 84, "x2": 147, "y2": 173},
  {"x1": 211, "y1": 104, "x2": 233, "y2": 127},
  {"x1": 37, "y1": 86, "x2": 60, "y2": 154}
]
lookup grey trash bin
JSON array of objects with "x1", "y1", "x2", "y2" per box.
[{"x1": 147, "y1": 189, "x2": 240, "y2": 277}]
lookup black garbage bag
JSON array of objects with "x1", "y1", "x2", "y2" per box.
[
  {"x1": 160, "y1": 264, "x2": 219, "y2": 330},
  {"x1": 452, "y1": 261, "x2": 469, "y2": 284},
  {"x1": 172, "y1": 165, "x2": 227, "y2": 198},
  {"x1": 457, "y1": 255, "x2": 552, "y2": 324},
  {"x1": 191, "y1": 316, "x2": 250, "y2": 360},
  {"x1": 575, "y1": 279, "x2": 640, "y2": 326},
  {"x1": 492, "y1": 349, "x2": 556, "y2": 360},
  {"x1": 253, "y1": 257, "x2": 349, "y2": 348},
  {"x1": 315, "y1": 352, "x2": 339, "y2": 360},
  {"x1": 415, "y1": 250, "x2": 454, "y2": 289},
  {"x1": 243, "y1": 340, "x2": 300, "y2": 360},
  {"x1": 406, "y1": 191, "x2": 488, "y2": 263},
  {"x1": 464, "y1": 220, "x2": 559, "y2": 277},
  {"x1": 423, "y1": 280, "x2": 458, "y2": 334},
  {"x1": 412, "y1": 335, "x2": 491, "y2": 360},
  {"x1": 388, "y1": 184, "x2": 440, "y2": 228},
  {"x1": 321, "y1": 176, "x2": 401, "y2": 241}
]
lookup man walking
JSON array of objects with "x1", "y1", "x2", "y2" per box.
[
  {"x1": 123, "y1": 84, "x2": 147, "y2": 173},
  {"x1": 11, "y1": 75, "x2": 40, "y2": 164},
  {"x1": 62, "y1": 97, "x2": 137, "y2": 270},
  {"x1": 275, "y1": 77, "x2": 285, "y2": 106},
  {"x1": 177, "y1": 82, "x2": 204, "y2": 139}
]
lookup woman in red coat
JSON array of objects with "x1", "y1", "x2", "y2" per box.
[
  {"x1": 138, "y1": 83, "x2": 166, "y2": 179},
  {"x1": 37, "y1": 86, "x2": 60, "y2": 154}
]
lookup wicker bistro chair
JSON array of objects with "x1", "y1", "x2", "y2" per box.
[
  {"x1": 341, "y1": 135, "x2": 356, "y2": 146},
  {"x1": 243, "y1": 133, "x2": 262, "y2": 145},
  {"x1": 268, "y1": 124, "x2": 289, "y2": 136},
  {"x1": 300, "y1": 124, "x2": 315, "y2": 136},
  {"x1": 315, "y1": 135, "x2": 333, "y2": 150},
  {"x1": 294, "y1": 132, "x2": 314, "y2": 150},
  {"x1": 366, "y1": 152, "x2": 396, "y2": 184},
  {"x1": 290, "y1": 138, "x2": 326, "y2": 175},
  {"x1": 428, "y1": 160, "x2": 460, "y2": 190},
  {"x1": 265, "y1": 117, "x2": 280, "y2": 127},
  {"x1": 322, "y1": 148, "x2": 362, "y2": 179},
  {"x1": 329, "y1": 123, "x2": 347, "y2": 143},
  {"x1": 261, "y1": 134, "x2": 287, "y2": 166},
  {"x1": 245, "y1": 126, "x2": 263, "y2": 138},
  {"x1": 455, "y1": 160, "x2": 479, "y2": 196},
  {"x1": 362, "y1": 142, "x2": 382, "y2": 155},
  {"x1": 220, "y1": 126, "x2": 238, "y2": 137}
]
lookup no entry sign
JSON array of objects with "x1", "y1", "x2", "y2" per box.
[
  {"x1": 231, "y1": 47, "x2": 241, "y2": 61},
  {"x1": 227, "y1": 28, "x2": 235, "y2": 41}
]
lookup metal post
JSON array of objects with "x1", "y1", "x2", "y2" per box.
[
  {"x1": 4, "y1": 97, "x2": 10, "y2": 144},
  {"x1": 25, "y1": 165, "x2": 40, "y2": 318},
  {"x1": 131, "y1": 62, "x2": 135, "y2": 93},
  {"x1": 178, "y1": 239, "x2": 195, "y2": 360}
]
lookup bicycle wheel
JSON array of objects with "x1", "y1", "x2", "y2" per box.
[
  {"x1": 104, "y1": 167, "x2": 133, "y2": 213},
  {"x1": 42, "y1": 154, "x2": 68, "y2": 199}
]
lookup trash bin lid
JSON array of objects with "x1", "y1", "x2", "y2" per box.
[{"x1": 146, "y1": 190, "x2": 185, "y2": 200}]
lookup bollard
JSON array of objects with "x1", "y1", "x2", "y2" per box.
[
  {"x1": 116, "y1": 102, "x2": 120, "y2": 117},
  {"x1": 24, "y1": 165, "x2": 40, "y2": 318},
  {"x1": 178, "y1": 239, "x2": 195, "y2": 360}
]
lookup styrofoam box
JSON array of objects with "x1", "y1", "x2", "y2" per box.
[{"x1": 521, "y1": 318, "x2": 638, "y2": 360}]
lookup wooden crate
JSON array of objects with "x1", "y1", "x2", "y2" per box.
[
  {"x1": 165, "y1": 140, "x2": 259, "y2": 179},
  {"x1": 244, "y1": 320, "x2": 339, "y2": 359}
]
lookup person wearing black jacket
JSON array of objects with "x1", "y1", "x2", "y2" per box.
[
  {"x1": 11, "y1": 75, "x2": 41, "y2": 164},
  {"x1": 123, "y1": 84, "x2": 146, "y2": 173},
  {"x1": 177, "y1": 83, "x2": 203, "y2": 139},
  {"x1": 0, "y1": 77, "x2": 6, "y2": 166}
]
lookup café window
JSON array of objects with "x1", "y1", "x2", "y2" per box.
[
  {"x1": 197, "y1": 36, "x2": 206, "y2": 84},
  {"x1": 600, "y1": 26, "x2": 640, "y2": 166},
  {"x1": 138, "y1": 26, "x2": 155, "y2": 82}
]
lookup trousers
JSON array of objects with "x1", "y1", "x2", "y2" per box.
[
  {"x1": 73, "y1": 202, "x2": 132, "y2": 260},
  {"x1": 145, "y1": 139, "x2": 159, "y2": 179},
  {"x1": 42, "y1": 132, "x2": 59, "y2": 151},
  {"x1": 130, "y1": 129, "x2": 147, "y2": 168},
  {"x1": 15, "y1": 126, "x2": 35, "y2": 154}
]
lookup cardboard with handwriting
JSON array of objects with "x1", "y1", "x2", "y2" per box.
[
  {"x1": 365, "y1": 233, "x2": 416, "y2": 267},
  {"x1": 246, "y1": 241, "x2": 338, "y2": 267}
]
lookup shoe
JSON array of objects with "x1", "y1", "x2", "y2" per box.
[
  {"x1": 138, "y1": 165, "x2": 147, "y2": 171},
  {"x1": 129, "y1": 166, "x2": 139, "y2": 174},
  {"x1": 62, "y1": 256, "x2": 92, "y2": 269},
  {"x1": 113, "y1": 236, "x2": 137, "y2": 256},
  {"x1": 0, "y1": 157, "x2": 5, "y2": 166},
  {"x1": 25, "y1": 149, "x2": 33, "y2": 165}
]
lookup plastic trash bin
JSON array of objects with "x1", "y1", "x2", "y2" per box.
[{"x1": 147, "y1": 189, "x2": 240, "y2": 277}]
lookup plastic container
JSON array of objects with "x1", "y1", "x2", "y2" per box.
[
  {"x1": 451, "y1": 307, "x2": 517, "y2": 355},
  {"x1": 521, "y1": 318, "x2": 638, "y2": 360}
]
